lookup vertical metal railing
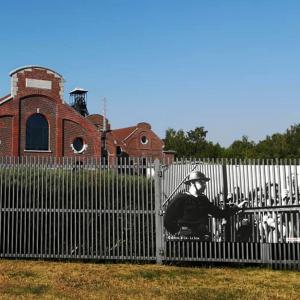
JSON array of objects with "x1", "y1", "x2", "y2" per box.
[
  {"x1": 162, "y1": 158, "x2": 300, "y2": 269},
  {"x1": 0, "y1": 156, "x2": 299, "y2": 268},
  {"x1": 0, "y1": 156, "x2": 156, "y2": 261}
]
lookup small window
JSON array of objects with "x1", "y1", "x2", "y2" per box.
[
  {"x1": 141, "y1": 135, "x2": 148, "y2": 145},
  {"x1": 116, "y1": 146, "x2": 122, "y2": 156},
  {"x1": 71, "y1": 137, "x2": 87, "y2": 154},
  {"x1": 26, "y1": 113, "x2": 49, "y2": 150},
  {"x1": 73, "y1": 137, "x2": 84, "y2": 152}
]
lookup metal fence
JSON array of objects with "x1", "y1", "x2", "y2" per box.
[
  {"x1": 0, "y1": 157, "x2": 156, "y2": 261},
  {"x1": 159, "y1": 158, "x2": 300, "y2": 269},
  {"x1": 0, "y1": 157, "x2": 299, "y2": 269}
]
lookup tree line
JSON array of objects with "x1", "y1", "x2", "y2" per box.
[{"x1": 163, "y1": 123, "x2": 300, "y2": 159}]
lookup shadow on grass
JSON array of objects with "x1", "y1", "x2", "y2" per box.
[
  {"x1": 4, "y1": 284, "x2": 49, "y2": 296},
  {"x1": 121, "y1": 267, "x2": 205, "y2": 281},
  {"x1": 7, "y1": 270, "x2": 37, "y2": 278}
]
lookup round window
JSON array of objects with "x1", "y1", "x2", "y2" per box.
[
  {"x1": 141, "y1": 136, "x2": 148, "y2": 145},
  {"x1": 73, "y1": 137, "x2": 84, "y2": 152}
]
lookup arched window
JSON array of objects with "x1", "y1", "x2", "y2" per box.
[{"x1": 26, "y1": 113, "x2": 49, "y2": 150}]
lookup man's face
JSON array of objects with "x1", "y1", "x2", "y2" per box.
[{"x1": 193, "y1": 180, "x2": 206, "y2": 195}]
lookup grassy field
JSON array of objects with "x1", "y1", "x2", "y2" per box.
[{"x1": 0, "y1": 260, "x2": 299, "y2": 299}]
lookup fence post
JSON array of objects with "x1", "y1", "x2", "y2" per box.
[
  {"x1": 261, "y1": 243, "x2": 272, "y2": 268},
  {"x1": 222, "y1": 161, "x2": 228, "y2": 200},
  {"x1": 154, "y1": 159, "x2": 164, "y2": 264}
]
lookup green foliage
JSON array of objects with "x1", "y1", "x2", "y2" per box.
[
  {"x1": 254, "y1": 124, "x2": 300, "y2": 159},
  {"x1": 0, "y1": 166, "x2": 155, "y2": 257},
  {"x1": 282, "y1": 124, "x2": 300, "y2": 157},
  {"x1": 225, "y1": 135, "x2": 257, "y2": 158},
  {"x1": 164, "y1": 123, "x2": 300, "y2": 159},
  {"x1": 164, "y1": 127, "x2": 224, "y2": 159},
  {"x1": 0, "y1": 167, "x2": 154, "y2": 210}
]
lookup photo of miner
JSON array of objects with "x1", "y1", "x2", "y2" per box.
[{"x1": 164, "y1": 171, "x2": 247, "y2": 240}]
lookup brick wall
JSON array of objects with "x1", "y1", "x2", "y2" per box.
[
  {"x1": 0, "y1": 66, "x2": 101, "y2": 158},
  {"x1": 63, "y1": 119, "x2": 98, "y2": 157},
  {"x1": 0, "y1": 66, "x2": 172, "y2": 161},
  {"x1": 105, "y1": 123, "x2": 166, "y2": 161},
  {"x1": 86, "y1": 114, "x2": 111, "y2": 131},
  {"x1": 0, "y1": 116, "x2": 13, "y2": 156},
  {"x1": 124, "y1": 127, "x2": 164, "y2": 158}
]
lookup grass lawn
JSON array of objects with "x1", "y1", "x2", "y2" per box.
[{"x1": 0, "y1": 260, "x2": 299, "y2": 299}]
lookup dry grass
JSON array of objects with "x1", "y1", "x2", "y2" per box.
[{"x1": 0, "y1": 260, "x2": 299, "y2": 299}]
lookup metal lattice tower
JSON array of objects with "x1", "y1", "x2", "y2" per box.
[{"x1": 69, "y1": 87, "x2": 89, "y2": 117}]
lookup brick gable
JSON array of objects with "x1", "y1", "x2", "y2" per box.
[{"x1": 0, "y1": 66, "x2": 101, "y2": 158}]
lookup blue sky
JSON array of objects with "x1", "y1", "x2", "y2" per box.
[{"x1": 1, "y1": 0, "x2": 300, "y2": 147}]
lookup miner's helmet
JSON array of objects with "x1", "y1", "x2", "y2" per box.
[{"x1": 184, "y1": 171, "x2": 210, "y2": 184}]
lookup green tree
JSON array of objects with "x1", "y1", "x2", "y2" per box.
[
  {"x1": 164, "y1": 123, "x2": 300, "y2": 159},
  {"x1": 285, "y1": 124, "x2": 300, "y2": 157},
  {"x1": 164, "y1": 127, "x2": 225, "y2": 159},
  {"x1": 164, "y1": 128, "x2": 189, "y2": 158},
  {"x1": 187, "y1": 127, "x2": 208, "y2": 143},
  {"x1": 255, "y1": 134, "x2": 287, "y2": 158},
  {"x1": 225, "y1": 136, "x2": 257, "y2": 158}
]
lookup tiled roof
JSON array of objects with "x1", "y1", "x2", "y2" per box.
[
  {"x1": 110, "y1": 126, "x2": 137, "y2": 142},
  {"x1": 0, "y1": 94, "x2": 11, "y2": 102}
]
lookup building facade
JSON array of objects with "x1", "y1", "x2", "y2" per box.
[
  {"x1": 0, "y1": 66, "x2": 101, "y2": 158},
  {"x1": 0, "y1": 66, "x2": 173, "y2": 162},
  {"x1": 104, "y1": 122, "x2": 174, "y2": 162}
]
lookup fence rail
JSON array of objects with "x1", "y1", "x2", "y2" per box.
[
  {"x1": 0, "y1": 156, "x2": 156, "y2": 261},
  {"x1": 0, "y1": 157, "x2": 299, "y2": 269}
]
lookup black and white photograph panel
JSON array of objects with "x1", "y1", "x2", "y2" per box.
[{"x1": 163, "y1": 163, "x2": 300, "y2": 243}]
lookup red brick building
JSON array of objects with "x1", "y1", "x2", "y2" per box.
[
  {"x1": 86, "y1": 115, "x2": 174, "y2": 162},
  {"x1": 0, "y1": 65, "x2": 174, "y2": 161},
  {"x1": 105, "y1": 122, "x2": 169, "y2": 162},
  {"x1": 0, "y1": 66, "x2": 101, "y2": 158}
]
